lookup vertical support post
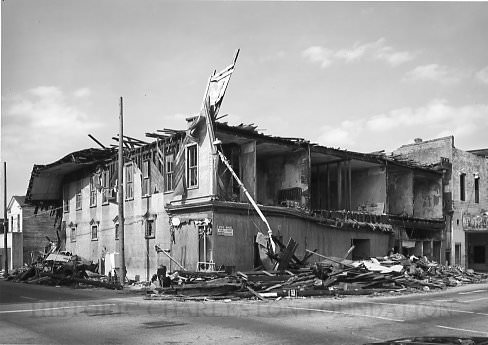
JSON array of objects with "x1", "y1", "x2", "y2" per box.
[
  {"x1": 203, "y1": 229, "x2": 207, "y2": 266},
  {"x1": 3, "y1": 162, "x2": 7, "y2": 275},
  {"x1": 348, "y1": 159, "x2": 352, "y2": 211},
  {"x1": 118, "y1": 97, "x2": 126, "y2": 284},
  {"x1": 337, "y1": 162, "x2": 342, "y2": 209},
  {"x1": 326, "y1": 164, "x2": 330, "y2": 209}
]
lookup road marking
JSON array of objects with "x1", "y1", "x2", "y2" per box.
[
  {"x1": 436, "y1": 325, "x2": 488, "y2": 335},
  {"x1": 257, "y1": 303, "x2": 405, "y2": 322},
  {"x1": 458, "y1": 289, "x2": 486, "y2": 295},
  {"x1": 20, "y1": 296, "x2": 37, "y2": 300},
  {"x1": 462, "y1": 296, "x2": 488, "y2": 303},
  {"x1": 0, "y1": 303, "x2": 117, "y2": 314},
  {"x1": 362, "y1": 301, "x2": 488, "y2": 317}
]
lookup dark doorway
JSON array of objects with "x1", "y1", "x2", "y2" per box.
[{"x1": 351, "y1": 239, "x2": 370, "y2": 260}]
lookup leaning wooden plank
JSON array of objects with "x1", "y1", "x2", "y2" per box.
[
  {"x1": 305, "y1": 249, "x2": 355, "y2": 268},
  {"x1": 246, "y1": 285, "x2": 266, "y2": 301},
  {"x1": 273, "y1": 236, "x2": 304, "y2": 265},
  {"x1": 275, "y1": 238, "x2": 299, "y2": 270}
]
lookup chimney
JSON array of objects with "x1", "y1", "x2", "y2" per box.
[{"x1": 414, "y1": 138, "x2": 423, "y2": 144}]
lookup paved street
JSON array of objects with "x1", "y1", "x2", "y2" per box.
[{"x1": 1, "y1": 279, "x2": 488, "y2": 345}]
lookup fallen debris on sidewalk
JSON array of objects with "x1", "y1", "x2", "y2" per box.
[
  {"x1": 145, "y1": 236, "x2": 488, "y2": 301},
  {"x1": 5, "y1": 236, "x2": 122, "y2": 290}
]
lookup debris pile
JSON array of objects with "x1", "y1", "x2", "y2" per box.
[
  {"x1": 146, "y1": 237, "x2": 487, "y2": 301},
  {"x1": 6, "y1": 235, "x2": 122, "y2": 290}
]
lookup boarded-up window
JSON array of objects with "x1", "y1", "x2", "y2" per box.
[
  {"x1": 142, "y1": 160, "x2": 150, "y2": 197},
  {"x1": 186, "y1": 144, "x2": 198, "y2": 188},
  {"x1": 165, "y1": 154, "x2": 174, "y2": 192},
  {"x1": 125, "y1": 163, "x2": 134, "y2": 200}
]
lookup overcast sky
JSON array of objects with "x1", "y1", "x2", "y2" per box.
[{"x1": 1, "y1": 1, "x2": 488, "y2": 203}]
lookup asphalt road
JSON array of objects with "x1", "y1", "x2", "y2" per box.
[{"x1": 1, "y1": 279, "x2": 488, "y2": 345}]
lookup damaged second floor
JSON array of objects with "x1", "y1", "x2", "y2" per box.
[{"x1": 213, "y1": 123, "x2": 444, "y2": 227}]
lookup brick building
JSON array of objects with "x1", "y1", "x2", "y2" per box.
[{"x1": 393, "y1": 136, "x2": 488, "y2": 271}]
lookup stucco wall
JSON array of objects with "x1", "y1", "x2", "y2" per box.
[
  {"x1": 350, "y1": 166, "x2": 386, "y2": 212},
  {"x1": 64, "y1": 160, "x2": 170, "y2": 281},
  {"x1": 256, "y1": 150, "x2": 309, "y2": 207},
  {"x1": 413, "y1": 171, "x2": 443, "y2": 219},
  {"x1": 212, "y1": 208, "x2": 391, "y2": 270},
  {"x1": 387, "y1": 165, "x2": 414, "y2": 216}
]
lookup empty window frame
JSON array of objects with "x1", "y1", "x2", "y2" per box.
[
  {"x1": 145, "y1": 219, "x2": 155, "y2": 239},
  {"x1": 125, "y1": 163, "x2": 134, "y2": 200},
  {"x1": 91, "y1": 225, "x2": 98, "y2": 240},
  {"x1": 75, "y1": 182, "x2": 82, "y2": 210},
  {"x1": 460, "y1": 173, "x2": 466, "y2": 201},
  {"x1": 142, "y1": 160, "x2": 150, "y2": 197},
  {"x1": 186, "y1": 144, "x2": 198, "y2": 188},
  {"x1": 165, "y1": 154, "x2": 174, "y2": 192},
  {"x1": 90, "y1": 175, "x2": 97, "y2": 207},
  {"x1": 474, "y1": 177, "x2": 480, "y2": 204}
]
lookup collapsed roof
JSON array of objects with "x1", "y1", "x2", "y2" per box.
[{"x1": 26, "y1": 148, "x2": 115, "y2": 204}]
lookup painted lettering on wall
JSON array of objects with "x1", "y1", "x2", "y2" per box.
[
  {"x1": 463, "y1": 213, "x2": 488, "y2": 231},
  {"x1": 217, "y1": 225, "x2": 234, "y2": 236}
]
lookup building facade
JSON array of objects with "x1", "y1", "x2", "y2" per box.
[
  {"x1": 26, "y1": 118, "x2": 446, "y2": 280},
  {"x1": 393, "y1": 136, "x2": 488, "y2": 271}
]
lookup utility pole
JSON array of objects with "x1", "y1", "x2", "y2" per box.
[
  {"x1": 3, "y1": 162, "x2": 8, "y2": 275},
  {"x1": 118, "y1": 97, "x2": 126, "y2": 284}
]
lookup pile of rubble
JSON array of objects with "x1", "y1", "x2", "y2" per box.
[
  {"x1": 146, "y1": 241, "x2": 487, "y2": 301},
  {"x1": 6, "y1": 236, "x2": 122, "y2": 290}
]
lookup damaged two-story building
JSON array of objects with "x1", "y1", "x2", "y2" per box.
[
  {"x1": 24, "y1": 55, "x2": 446, "y2": 280},
  {"x1": 25, "y1": 115, "x2": 446, "y2": 281}
]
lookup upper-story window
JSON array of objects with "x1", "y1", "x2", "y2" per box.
[
  {"x1": 142, "y1": 160, "x2": 150, "y2": 197},
  {"x1": 125, "y1": 163, "x2": 134, "y2": 200},
  {"x1": 186, "y1": 144, "x2": 198, "y2": 188},
  {"x1": 102, "y1": 170, "x2": 110, "y2": 205},
  {"x1": 474, "y1": 176, "x2": 480, "y2": 204},
  {"x1": 90, "y1": 175, "x2": 97, "y2": 207},
  {"x1": 460, "y1": 173, "x2": 466, "y2": 201},
  {"x1": 63, "y1": 186, "x2": 70, "y2": 213},
  {"x1": 17, "y1": 214, "x2": 20, "y2": 232},
  {"x1": 165, "y1": 154, "x2": 174, "y2": 192},
  {"x1": 75, "y1": 181, "x2": 82, "y2": 210}
]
